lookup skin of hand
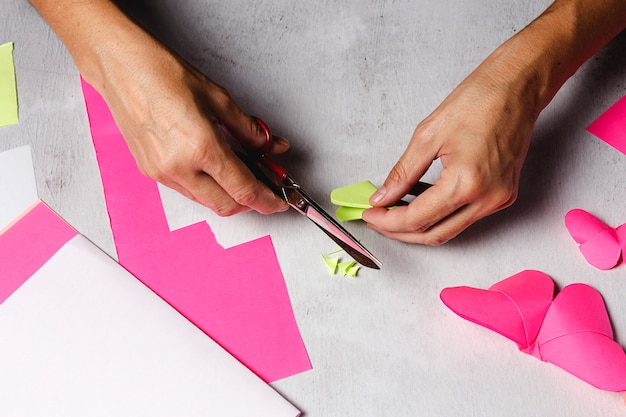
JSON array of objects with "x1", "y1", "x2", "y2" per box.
[
  {"x1": 363, "y1": 0, "x2": 626, "y2": 245},
  {"x1": 29, "y1": 0, "x2": 289, "y2": 216}
]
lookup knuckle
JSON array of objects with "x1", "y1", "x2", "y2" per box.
[
  {"x1": 213, "y1": 202, "x2": 240, "y2": 217},
  {"x1": 423, "y1": 233, "x2": 450, "y2": 247},
  {"x1": 230, "y1": 182, "x2": 261, "y2": 208}
]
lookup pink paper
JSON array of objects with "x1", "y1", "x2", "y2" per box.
[
  {"x1": 565, "y1": 208, "x2": 625, "y2": 270},
  {"x1": 440, "y1": 270, "x2": 626, "y2": 392},
  {"x1": 81, "y1": 78, "x2": 311, "y2": 383},
  {"x1": 0, "y1": 201, "x2": 77, "y2": 304},
  {"x1": 587, "y1": 95, "x2": 626, "y2": 155}
]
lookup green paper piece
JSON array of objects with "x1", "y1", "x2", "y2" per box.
[
  {"x1": 330, "y1": 180, "x2": 378, "y2": 208},
  {"x1": 338, "y1": 260, "x2": 357, "y2": 276},
  {"x1": 321, "y1": 254, "x2": 339, "y2": 274},
  {"x1": 327, "y1": 246, "x2": 344, "y2": 255},
  {"x1": 336, "y1": 206, "x2": 367, "y2": 221},
  {"x1": 0, "y1": 42, "x2": 18, "y2": 128},
  {"x1": 345, "y1": 264, "x2": 360, "y2": 277}
]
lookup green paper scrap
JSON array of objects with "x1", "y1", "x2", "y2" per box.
[
  {"x1": 338, "y1": 260, "x2": 357, "y2": 276},
  {"x1": 0, "y1": 42, "x2": 18, "y2": 127},
  {"x1": 330, "y1": 180, "x2": 378, "y2": 208},
  {"x1": 321, "y1": 254, "x2": 339, "y2": 274},
  {"x1": 345, "y1": 264, "x2": 360, "y2": 277},
  {"x1": 336, "y1": 206, "x2": 367, "y2": 222},
  {"x1": 327, "y1": 246, "x2": 344, "y2": 255},
  {"x1": 330, "y1": 180, "x2": 397, "y2": 221}
]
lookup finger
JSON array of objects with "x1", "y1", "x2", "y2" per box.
[
  {"x1": 370, "y1": 124, "x2": 440, "y2": 208},
  {"x1": 197, "y1": 132, "x2": 289, "y2": 214},
  {"x1": 363, "y1": 181, "x2": 463, "y2": 234},
  {"x1": 367, "y1": 202, "x2": 485, "y2": 245}
]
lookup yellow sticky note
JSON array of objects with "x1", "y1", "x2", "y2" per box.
[{"x1": 0, "y1": 42, "x2": 18, "y2": 127}]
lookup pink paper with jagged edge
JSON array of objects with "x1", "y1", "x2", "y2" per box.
[
  {"x1": 565, "y1": 208, "x2": 625, "y2": 270},
  {"x1": 587, "y1": 95, "x2": 626, "y2": 156},
  {"x1": 81, "y1": 78, "x2": 311, "y2": 383},
  {"x1": 440, "y1": 270, "x2": 626, "y2": 392}
]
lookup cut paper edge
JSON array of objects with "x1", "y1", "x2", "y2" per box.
[
  {"x1": 330, "y1": 180, "x2": 377, "y2": 208},
  {"x1": 336, "y1": 206, "x2": 366, "y2": 221},
  {"x1": 338, "y1": 260, "x2": 357, "y2": 276}
]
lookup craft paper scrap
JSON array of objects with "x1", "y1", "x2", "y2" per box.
[
  {"x1": 0, "y1": 146, "x2": 37, "y2": 231},
  {"x1": 0, "y1": 202, "x2": 300, "y2": 416},
  {"x1": 330, "y1": 180, "x2": 377, "y2": 221},
  {"x1": 0, "y1": 201, "x2": 76, "y2": 304},
  {"x1": 565, "y1": 208, "x2": 625, "y2": 270},
  {"x1": 322, "y1": 253, "x2": 339, "y2": 274},
  {"x1": 0, "y1": 42, "x2": 18, "y2": 127},
  {"x1": 440, "y1": 270, "x2": 626, "y2": 392},
  {"x1": 587, "y1": 95, "x2": 626, "y2": 156},
  {"x1": 81, "y1": 78, "x2": 311, "y2": 383}
]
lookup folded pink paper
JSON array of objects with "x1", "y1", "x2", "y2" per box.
[
  {"x1": 565, "y1": 208, "x2": 625, "y2": 270},
  {"x1": 587, "y1": 95, "x2": 626, "y2": 156},
  {"x1": 440, "y1": 270, "x2": 626, "y2": 392},
  {"x1": 81, "y1": 78, "x2": 311, "y2": 383}
]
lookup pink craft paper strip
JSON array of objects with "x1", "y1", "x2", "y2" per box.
[
  {"x1": 0, "y1": 201, "x2": 77, "y2": 304},
  {"x1": 587, "y1": 95, "x2": 626, "y2": 156},
  {"x1": 80, "y1": 78, "x2": 311, "y2": 383}
]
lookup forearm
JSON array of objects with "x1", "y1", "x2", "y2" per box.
[
  {"x1": 476, "y1": 0, "x2": 626, "y2": 118},
  {"x1": 28, "y1": 0, "x2": 172, "y2": 92}
]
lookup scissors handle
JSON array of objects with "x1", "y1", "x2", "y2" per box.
[{"x1": 252, "y1": 117, "x2": 288, "y2": 181}]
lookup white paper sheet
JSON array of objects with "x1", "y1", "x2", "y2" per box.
[
  {"x1": 0, "y1": 145, "x2": 37, "y2": 230},
  {"x1": 0, "y1": 228, "x2": 300, "y2": 416}
]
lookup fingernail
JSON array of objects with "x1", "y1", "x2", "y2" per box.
[
  {"x1": 371, "y1": 186, "x2": 387, "y2": 204},
  {"x1": 273, "y1": 136, "x2": 290, "y2": 152}
]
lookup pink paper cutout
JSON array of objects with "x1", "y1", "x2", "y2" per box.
[
  {"x1": 587, "y1": 95, "x2": 626, "y2": 156},
  {"x1": 81, "y1": 78, "x2": 311, "y2": 383},
  {"x1": 0, "y1": 201, "x2": 77, "y2": 304},
  {"x1": 440, "y1": 270, "x2": 626, "y2": 392},
  {"x1": 565, "y1": 208, "x2": 625, "y2": 270}
]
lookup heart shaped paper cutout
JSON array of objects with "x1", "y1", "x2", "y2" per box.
[
  {"x1": 565, "y1": 208, "x2": 625, "y2": 270},
  {"x1": 441, "y1": 270, "x2": 626, "y2": 392}
]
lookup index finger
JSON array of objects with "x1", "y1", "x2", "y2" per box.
[{"x1": 362, "y1": 181, "x2": 464, "y2": 234}]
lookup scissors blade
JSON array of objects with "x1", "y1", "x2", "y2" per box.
[{"x1": 282, "y1": 180, "x2": 382, "y2": 269}]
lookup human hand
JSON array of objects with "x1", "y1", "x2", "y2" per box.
[
  {"x1": 96, "y1": 48, "x2": 289, "y2": 216},
  {"x1": 362, "y1": 56, "x2": 536, "y2": 245},
  {"x1": 30, "y1": 0, "x2": 289, "y2": 217}
]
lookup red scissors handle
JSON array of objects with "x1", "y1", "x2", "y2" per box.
[{"x1": 252, "y1": 117, "x2": 288, "y2": 181}]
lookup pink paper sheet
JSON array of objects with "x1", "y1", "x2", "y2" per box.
[
  {"x1": 565, "y1": 208, "x2": 625, "y2": 270},
  {"x1": 0, "y1": 201, "x2": 77, "y2": 304},
  {"x1": 440, "y1": 270, "x2": 626, "y2": 392},
  {"x1": 81, "y1": 79, "x2": 310, "y2": 383},
  {"x1": 587, "y1": 95, "x2": 626, "y2": 156}
]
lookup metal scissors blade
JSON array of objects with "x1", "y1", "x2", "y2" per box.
[{"x1": 237, "y1": 118, "x2": 382, "y2": 269}]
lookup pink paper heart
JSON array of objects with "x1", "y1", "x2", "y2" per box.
[
  {"x1": 441, "y1": 270, "x2": 626, "y2": 392},
  {"x1": 565, "y1": 209, "x2": 624, "y2": 270}
]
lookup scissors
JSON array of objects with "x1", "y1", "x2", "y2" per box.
[{"x1": 235, "y1": 117, "x2": 382, "y2": 270}]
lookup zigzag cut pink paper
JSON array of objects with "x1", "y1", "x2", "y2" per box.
[{"x1": 81, "y1": 78, "x2": 311, "y2": 383}]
